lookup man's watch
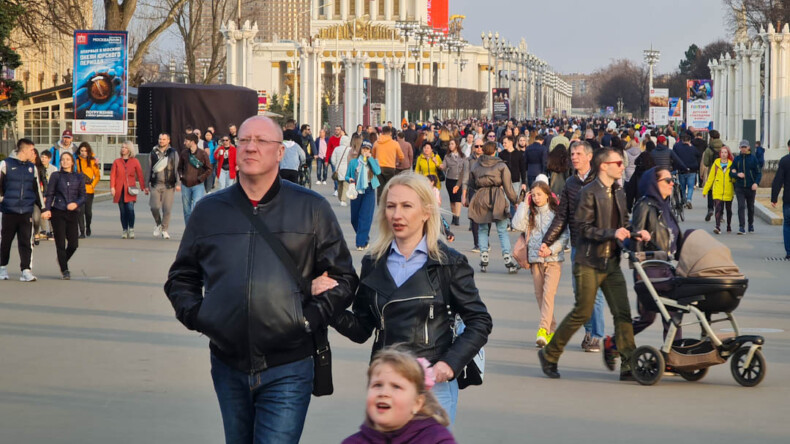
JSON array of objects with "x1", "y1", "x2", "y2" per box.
[{"x1": 303, "y1": 317, "x2": 312, "y2": 333}]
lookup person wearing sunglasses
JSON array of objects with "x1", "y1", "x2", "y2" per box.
[
  {"x1": 602, "y1": 167, "x2": 684, "y2": 370},
  {"x1": 539, "y1": 148, "x2": 650, "y2": 382},
  {"x1": 461, "y1": 138, "x2": 485, "y2": 252},
  {"x1": 214, "y1": 136, "x2": 237, "y2": 190}
]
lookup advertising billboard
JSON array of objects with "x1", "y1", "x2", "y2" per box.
[
  {"x1": 649, "y1": 88, "x2": 669, "y2": 126},
  {"x1": 427, "y1": 0, "x2": 449, "y2": 33},
  {"x1": 492, "y1": 88, "x2": 510, "y2": 121},
  {"x1": 73, "y1": 30, "x2": 128, "y2": 135},
  {"x1": 669, "y1": 97, "x2": 683, "y2": 122},
  {"x1": 686, "y1": 79, "x2": 713, "y2": 131}
]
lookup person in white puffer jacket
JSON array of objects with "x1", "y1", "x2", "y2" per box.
[
  {"x1": 513, "y1": 179, "x2": 569, "y2": 348},
  {"x1": 330, "y1": 134, "x2": 354, "y2": 206}
]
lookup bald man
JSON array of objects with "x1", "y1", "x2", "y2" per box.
[{"x1": 165, "y1": 116, "x2": 358, "y2": 443}]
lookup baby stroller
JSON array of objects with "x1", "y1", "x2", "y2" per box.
[{"x1": 625, "y1": 229, "x2": 766, "y2": 386}]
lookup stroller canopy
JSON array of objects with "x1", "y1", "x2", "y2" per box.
[{"x1": 676, "y1": 230, "x2": 743, "y2": 278}]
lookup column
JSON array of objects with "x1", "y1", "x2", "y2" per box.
[
  {"x1": 370, "y1": 0, "x2": 378, "y2": 19},
  {"x1": 716, "y1": 59, "x2": 721, "y2": 130},
  {"x1": 224, "y1": 22, "x2": 238, "y2": 85},
  {"x1": 718, "y1": 62, "x2": 727, "y2": 136},
  {"x1": 326, "y1": 0, "x2": 334, "y2": 19},
  {"x1": 384, "y1": 0, "x2": 393, "y2": 20},
  {"x1": 726, "y1": 55, "x2": 737, "y2": 141},
  {"x1": 399, "y1": 0, "x2": 406, "y2": 20},
  {"x1": 751, "y1": 43, "x2": 763, "y2": 141},
  {"x1": 312, "y1": 0, "x2": 319, "y2": 20},
  {"x1": 779, "y1": 30, "x2": 789, "y2": 151},
  {"x1": 761, "y1": 26, "x2": 772, "y2": 148},
  {"x1": 734, "y1": 44, "x2": 744, "y2": 141},
  {"x1": 355, "y1": 0, "x2": 364, "y2": 18},
  {"x1": 768, "y1": 30, "x2": 781, "y2": 148},
  {"x1": 341, "y1": 0, "x2": 349, "y2": 20}
]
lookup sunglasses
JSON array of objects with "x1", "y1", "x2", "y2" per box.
[
  {"x1": 659, "y1": 177, "x2": 675, "y2": 184},
  {"x1": 474, "y1": 144, "x2": 484, "y2": 148},
  {"x1": 602, "y1": 160, "x2": 623, "y2": 167}
]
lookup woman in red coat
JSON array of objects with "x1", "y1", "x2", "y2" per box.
[
  {"x1": 214, "y1": 136, "x2": 237, "y2": 190},
  {"x1": 110, "y1": 141, "x2": 147, "y2": 239}
]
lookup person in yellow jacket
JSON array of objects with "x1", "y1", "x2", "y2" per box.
[
  {"x1": 703, "y1": 145, "x2": 734, "y2": 234},
  {"x1": 76, "y1": 142, "x2": 101, "y2": 238},
  {"x1": 414, "y1": 142, "x2": 443, "y2": 189}
]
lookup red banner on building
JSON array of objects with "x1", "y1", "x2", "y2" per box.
[{"x1": 427, "y1": 0, "x2": 449, "y2": 33}]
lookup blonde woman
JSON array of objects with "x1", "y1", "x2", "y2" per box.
[{"x1": 316, "y1": 172, "x2": 492, "y2": 424}]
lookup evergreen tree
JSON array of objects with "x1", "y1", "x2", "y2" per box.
[{"x1": 0, "y1": 0, "x2": 25, "y2": 129}]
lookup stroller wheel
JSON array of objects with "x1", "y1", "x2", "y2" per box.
[
  {"x1": 632, "y1": 346, "x2": 665, "y2": 386},
  {"x1": 678, "y1": 367, "x2": 709, "y2": 382},
  {"x1": 730, "y1": 347, "x2": 766, "y2": 387}
]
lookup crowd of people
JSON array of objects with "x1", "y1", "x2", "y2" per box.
[{"x1": 2, "y1": 112, "x2": 790, "y2": 444}]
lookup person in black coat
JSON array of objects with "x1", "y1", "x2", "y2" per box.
[
  {"x1": 43, "y1": 152, "x2": 86, "y2": 280},
  {"x1": 318, "y1": 172, "x2": 492, "y2": 424}
]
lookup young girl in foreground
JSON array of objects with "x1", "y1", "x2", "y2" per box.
[{"x1": 343, "y1": 348, "x2": 457, "y2": 444}]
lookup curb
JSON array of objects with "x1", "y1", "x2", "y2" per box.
[
  {"x1": 94, "y1": 192, "x2": 113, "y2": 204},
  {"x1": 755, "y1": 201, "x2": 783, "y2": 225}
]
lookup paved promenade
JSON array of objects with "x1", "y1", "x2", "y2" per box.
[{"x1": 0, "y1": 183, "x2": 788, "y2": 443}]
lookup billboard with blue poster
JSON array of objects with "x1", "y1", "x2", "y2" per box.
[{"x1": 73, "y1": 31, "x2": 128, "y2": 135}]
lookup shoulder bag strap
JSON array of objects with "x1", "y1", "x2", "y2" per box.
[{"x1": 229, "y1": 186, "x2": 330, "y2": 361}]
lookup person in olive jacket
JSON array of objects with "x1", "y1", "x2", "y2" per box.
[
  {"x1": 165, "y1": 116, "x2": 358, "y2": 444},
  {"x1": 318, "y1": 173, "x2": 492, "y2": 425},
  {"x1": 43, "y1": 152, "x2": 85, "y2": 280}
]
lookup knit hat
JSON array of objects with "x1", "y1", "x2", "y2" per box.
[
  {"x1": 657, "y1": 135, "x2": 667, "y2": 145},
  {"x1": 535, "y1": 174, "x2": 549, "y2": 185}
]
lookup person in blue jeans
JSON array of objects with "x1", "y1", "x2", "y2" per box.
[
  {"x1": 165, "y1": 116, "x2": 359, "y2": 444},
  {"x1": 347, "y1": 141, "x2": 381, "y2": 250},
  {"x1": 771, "y1": 139, "x2": 790, "y2": 259},
  {"x1": 177, "y1": 134, "x2": 210, "y2": 226}
]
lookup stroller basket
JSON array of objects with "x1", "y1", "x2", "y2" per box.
[
  {"x1": 666, "y1": 339, "x2": 725, "y2": 371},
  {"x1": 635, "y1": 263, "x2": 748, "y2": 314}
]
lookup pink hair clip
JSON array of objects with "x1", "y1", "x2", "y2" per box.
[{"x1": 416, "y1": 357, "x2": 436, "y2": 390}]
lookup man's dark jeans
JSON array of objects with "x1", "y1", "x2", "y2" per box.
[
  {"x1": 543, "y1": 258, "x2": 635, "y2": 371},
  {"x1": 211, "y1": 354, "x2": 313, "y2": 444},
  {"x1": 784, "y1": 204, "x2": 790, "y2": 257},
  {"x1": 734, "y1": 187, "x2": 756, "y2": 229}
]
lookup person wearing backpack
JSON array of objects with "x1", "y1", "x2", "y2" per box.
[{"x1": 701, "y1": 130, "x2": 723, "y2": 221}]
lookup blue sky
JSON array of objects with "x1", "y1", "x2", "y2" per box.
[{"x1": 451, "y1": 0, "x2": 730, "y2": 74}]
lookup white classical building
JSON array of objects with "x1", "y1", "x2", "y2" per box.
[
  {"x1": 709, "y1": 23, "x2": 790, "y2": 160},
  {"x1": 220, "y1": 1, "x2": 571, "y2": 131}
]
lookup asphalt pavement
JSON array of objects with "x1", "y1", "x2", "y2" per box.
[{"x1": 0, "y1": 180, "x2": 788, "y2": 443}]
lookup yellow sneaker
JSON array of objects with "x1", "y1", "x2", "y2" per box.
[
  {"x1": 536, "y1": 328, "x2": 548, "y2": 348},
  {"x1": 547, "y1": 332, "x2": 554, "y2": 344}
]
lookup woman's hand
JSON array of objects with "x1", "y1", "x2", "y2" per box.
[
  {"x1": 110, "y1": 187, "x2": 115, "y2": 197},
  {"x1": 431, "y1": 361, "x2": 454, "y2": 383},
  {"x1": 453, "y1": 185, "x2": 460, "y2": 194},
  {"x1": 66, "y1": 203, "x2": 78, "y2": 211},
  {"x1": 41, "y1": 211, "x2": 52, "y2": 220},
  {"x1": 312, "y1": 271, "x2": 338, "y2": 295}
]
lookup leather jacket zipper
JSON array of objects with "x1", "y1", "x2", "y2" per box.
[
  {"x1": 247, "y1": 205, "x2": 258, "y2": 374},
  {"x1": 425, "y1": 304, "x2": 434, "y2": 345},
  {"x1": 378, "y1": 295, "x2": 433, "y2": 344}
]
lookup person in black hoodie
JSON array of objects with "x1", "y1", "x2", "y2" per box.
[
  {"x1": 43, "y1": 152, "x2": 86, "y2": 280},
  {"x1": 602, "y1": 167, "x2": 683, "y2": 370}
]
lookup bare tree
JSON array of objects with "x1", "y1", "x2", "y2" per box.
[
  {"x1": 103, "y1": 0, "x2": 189, "y2": 83},
  {"x1": 590, "y1": 59, "x2": 650, "y2": 117},
  {"x1": 171, "y1": 0, "x2": 231, "y2": 84},
  {"x1": 723, "y1": 0, "x2": 790, "y2": 36},
  {"x1": 9, "y1": 0, "x2": 91, "y2": 52}
]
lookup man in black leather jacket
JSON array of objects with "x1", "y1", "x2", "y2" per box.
[
  {"x1": 539, "y1": 148, "x2": 650, "y2": 381},
  {"x1": 165, "y1": 116, "x2": 358, "y2": 444}
]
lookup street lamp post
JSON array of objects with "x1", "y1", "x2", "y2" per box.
[
  {"x1": 617, "y1": 96, "x2": 624, "y2": 116},
  {"x1": 643, "y1": 46, "x2": 661, "y2": 91}
]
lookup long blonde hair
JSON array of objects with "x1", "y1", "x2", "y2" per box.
[
  {"x1": 367, "y1": 347, "x2": 450, "y2": 427},
  {"x1": 367, "y1": 172, "x2": 446, "y2": 263}
]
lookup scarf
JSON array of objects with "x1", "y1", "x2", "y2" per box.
[{"x1": 355, "y1": 157, "x2": 371, "y2": 193}]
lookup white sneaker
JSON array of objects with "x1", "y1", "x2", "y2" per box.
[
  {"x1": 0, "y1": 266, "x2": 8, "y2": 280},
  {"x1": 323, "y1": 181, "x2": 327, "y2": 185},
  {"x1": 153, "y1": 225, "x2": 162, "y2": 237},
  {"x1": 121, "y1": 230, "x2": 128, "y2": 239},
  {"x1": 20, "y1": 269, "x2": 36, "y2": 282},
  {"x1": 129, "y1": 228, "x2": 135, "y2": 239},
  {"x1": 162, "y1": 231, "x2": 171, "y2": 240},
  {"x1": 340, "y1": 201, "x2": 347, "y2": 207},
  {"x1": 332, "y1": 190, "x2": 338, "y2": 197}
]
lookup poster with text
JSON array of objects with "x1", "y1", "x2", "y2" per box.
[
  {"x1": 73, "y1": 31, "x2": 128, "y2": 135},
  {"x1": 686, "y1": 79, "x2": 713, "y2": 131},
  {"x1": 649, "y1": 88, "x2": 669, "y2": 126},
  {"x1": 492, "y1": 88, "x2": 510, "y2": 121},
  {"x1": 669, "y1": 97, "x2": 683, "y2": 121}
]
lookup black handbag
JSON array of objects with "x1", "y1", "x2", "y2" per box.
[
  {"x1": 437, "y1": 266, "x2": 485, "y2": 390},
  {"x1": 231, "y1": 187, "x2": 334, "y2": 396}
]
